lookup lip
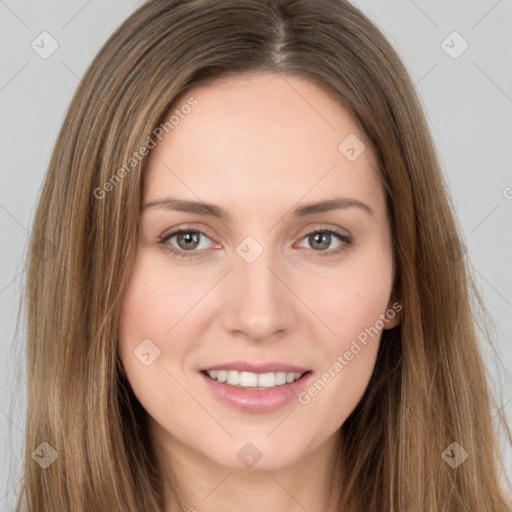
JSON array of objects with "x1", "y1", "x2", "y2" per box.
[
  {"x1": 201, "y1": 361, "x2": 311, "y2": 374},
  {"x1": 200, "y1": 369, "x2": 313, "y2": 413}
]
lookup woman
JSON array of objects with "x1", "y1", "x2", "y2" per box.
[{"x1": 17, "y1": 0, "x2": 511, "y2": 510}]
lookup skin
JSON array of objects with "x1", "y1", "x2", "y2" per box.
[{"x1": 119, "y1": 72, "x2": 401, "y2": 512}]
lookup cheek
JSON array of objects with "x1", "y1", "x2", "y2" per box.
[
  {"x1": 302, "y1": 250, "x2": 393, "y2": 404},
  {"x1": 119, "y1": 257, "x2": 184, "y2": 385},
  {"x1": 119, "y1": 253, "x2": 209, "y2": 349},
  {"x1": 331, "y1": 273, "x2": 392, "y2": 343},
  {"x1": 309, "y1": 250, "x2": 394, "y2": 348},
  {"x1": 117, "y1": 255, "x2": 203, "y2": 419}
]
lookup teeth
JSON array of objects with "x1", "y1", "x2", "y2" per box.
[
  {"x1": 275, "y1": 371, "x2": 287, "y2": 385},
  {"x1": 227, "y1": 371, "x2": 240, "y2": 385},
  {"x1": 239, "y1": 371, "x2": 258, "y2": 387},
  {"x1": 205, "y1": 370, "x2": 304, "y2": 388},
  {"x1": 258, "y1": 372, "x2": 276, "y2": 387}
]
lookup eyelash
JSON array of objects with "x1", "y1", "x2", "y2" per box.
[{"x1": 157, "y1": 226, "x2": 353, "y2": 259}]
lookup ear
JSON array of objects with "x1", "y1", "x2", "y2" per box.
[{"x1": 383, "y1": 299, "x2": 402, "y2": 329}]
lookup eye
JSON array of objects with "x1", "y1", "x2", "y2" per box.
[
  {"x1": 158, "y1": 228, "x2": 218, "y2": 258},
  {"x1": 296, "y1": 228, "x2": 353, "y2": 257},
  {"x1": 158, "y1": 226, "x2": 353, "y2": 259}
]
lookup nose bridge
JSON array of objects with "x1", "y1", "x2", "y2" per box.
[
  {"x1": 238, "y1": 247, "x2": 278, "y2": 301},
  {"x1": 222, "y1": 238, "x2": 294, "y2": 340}
]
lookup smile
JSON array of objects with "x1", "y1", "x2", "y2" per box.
[{"x1": 200, "y1": 367, "x2": 313, "y2": 413}]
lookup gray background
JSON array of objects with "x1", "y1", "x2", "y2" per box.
[{"x1": 1, "y1": 0, "x2": 511, "y2": 508}]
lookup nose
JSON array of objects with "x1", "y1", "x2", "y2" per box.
[{"x1": 221, "y1": 245, "x2": 297, "y2": 343}]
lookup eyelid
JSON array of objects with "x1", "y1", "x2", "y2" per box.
[
  {"x1": 158, "y1": 223, "x2": 216, "y2": 241},
  {"x1": 295, "y1": 223, "x2": 351, "y2": 240}
]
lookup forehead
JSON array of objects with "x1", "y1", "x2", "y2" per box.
[{"x1": 144, "y1": 72, "x2": 384, "y2": 214}]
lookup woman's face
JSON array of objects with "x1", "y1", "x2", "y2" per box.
[{"x1": 119, "y1": 72, "x2": 399, "y2": 471}]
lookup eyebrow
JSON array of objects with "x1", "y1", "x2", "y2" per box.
[{"x1": 143, "y1": 196, "x2": 374, "y2": 219}]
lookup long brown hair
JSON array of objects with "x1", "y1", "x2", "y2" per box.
[{"x1": 15, "y1": 0, "x2": 511, "y2": 510}]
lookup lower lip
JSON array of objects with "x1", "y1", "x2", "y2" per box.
[{"x1": 200, "y1": 371, "x2": 313, "y2": 413}]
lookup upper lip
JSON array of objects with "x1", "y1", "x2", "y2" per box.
[{"x1": 201, "y1": 361, "x2": 311, "y2": 374}]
